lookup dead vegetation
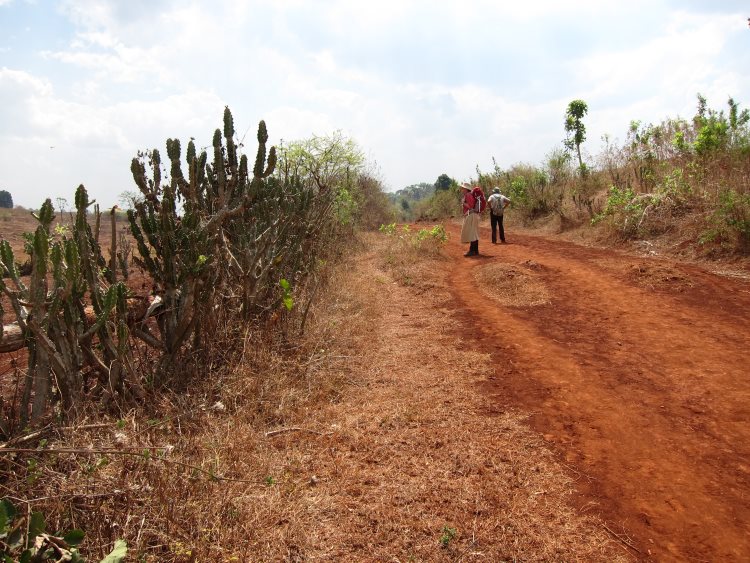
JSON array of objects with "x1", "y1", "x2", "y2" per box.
[
  {"x1": 625, "y1": 262, "x2": 693, "y2": 291},
  {"x1": 594, "y1": 258, "x2": 694, "y2": 292},
  {"x1": 0, "y1": 230, "x2": 627, "y2": 561},
  {"x1": 474, "y1": 262, "x2": 551, "y2": 307}
]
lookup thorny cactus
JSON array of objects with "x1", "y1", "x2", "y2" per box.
[
  {"x1": 0, "y1": 189, "x2": 139, "y2": 427},
  {"x1": 127, "y1": 107, "x2": 286, "y2": 375},
  {"x1": 0, "y1": 107, "x2": 354, "y2": 429}
]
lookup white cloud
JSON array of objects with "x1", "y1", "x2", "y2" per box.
[
  {"x1": 565, "y1": 10, "x2": 750, "y2": 147},
  {"x1": 571, "y1": 12, "x2": 738, "y2": 98},
  {"x1": 0, "y1": 64, "x2": 229, "y2": 205},
  {"x1": 0, "y1": 0, "x2": 748, "y2": 206},
  {"x1": 0, "y1": 67, "x2": 54, "y2": 137},
  {"x1": 42, "y1": 30, "x2": 175, "y2": 85}
]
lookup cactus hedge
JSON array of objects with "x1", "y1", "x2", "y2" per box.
[
  {"x1": 0, "y1": 108, "x2": 358, "y2": 432},
  {"x1": 0, "y1": 190, "x2": 141, "y2": 426}
]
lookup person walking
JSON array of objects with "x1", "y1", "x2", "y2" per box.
[
  {"x1": 460, "y1": 182, "x2": 480, "y2": 256},
  {"x1": 487, "y1": 187, "x2": 510, "y2": 244}
]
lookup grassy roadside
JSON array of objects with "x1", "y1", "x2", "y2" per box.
[{"x1": 1, "y1": 229, "x2": 628, "y2": 561}]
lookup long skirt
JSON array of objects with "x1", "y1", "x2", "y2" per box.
[{"x1": 461, "y1": 212, "x2": 479, "y2": 243}]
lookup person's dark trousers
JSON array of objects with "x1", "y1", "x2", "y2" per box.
[{"x1": 490, "y1": 213, "x2": 505, "y2": 243}]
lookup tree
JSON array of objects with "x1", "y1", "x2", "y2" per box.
[
  {"x1": 564, "y1": 99, "x2": 588, "y2": 173},
  {"x1": 55, "y1": 197, "x2": 68, "y2": 213},
  {"x1": 278, "y1": 131, "x2": 364, "y2": 191},
  {"x1": 356, "y1": 172, "x2": 394, "y2": 230},
  {"x1": 0, "y1": 190, "x2": 13, "y2": 209},
  {"x1": 434, "y1": 174, "x2": 453, "y2": 192},
  {"x1": 118, "y1": 190, "x2": 144, "y2": 210}
]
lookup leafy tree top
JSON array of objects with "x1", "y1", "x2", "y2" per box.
[
  {"x1": 564, "y1": 99, "x2": 588, "y2": 170},
  {"x1": 434, "y1": 174, "x2": 453, "y2": 192},
  {"x1": 0, "y1": 190, "x2": 13, "y2": 209}
]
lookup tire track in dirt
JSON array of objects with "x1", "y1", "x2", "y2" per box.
[{"x1": 445, "y1": 223, "x2": 750, "y2": 562}]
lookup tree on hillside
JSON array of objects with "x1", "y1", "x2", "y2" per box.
[
  {"x1": 355, "y1": 172, "x2": 395, "y2": 230},
  {"x1": 0, "y1": 190, "x2": 13, "y2": 208},
  {"x1": 564, "y1": 99, "x2": 588, "y2": 173},
  {"x1": 402, "y1": 183, "x2": 434, "y2": 200},
  {"x1": 434, "y1": 174, "x2": 453, "y2": 192},
  {"x1": 389, "y1": 183, "x2": 434, "y2": 204}
]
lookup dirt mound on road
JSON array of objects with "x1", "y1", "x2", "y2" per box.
[
  {"x1": 595, "y1": 258, "x2": 694, "y2": 291},
  {"x1": 474, "y1": 262, "x2": 550, "y2": 306}
]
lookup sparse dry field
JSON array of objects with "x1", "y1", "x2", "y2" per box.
[{"x1": 3, "y1": 213, "x2": 750, "y2": 561}]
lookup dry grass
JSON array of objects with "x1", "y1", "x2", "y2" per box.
[
  {"x1": 0, "y1": 230, "x2": 627, "y2": 561},
  {"x1": 377, "y1": 225, "x2": 447, "y2": 291},
  {"x1": 0, "y1": 207, "x2": 128, "y2": 259},
  {"x1": 473, "y1": 262, "x2": 551, "y2": 307},
  {"x1": 625, "y1": 262, "x2": 693, "y2": 291},
  {"x1": 594, "y1": 258, "x2": 694, "y2": 292}
]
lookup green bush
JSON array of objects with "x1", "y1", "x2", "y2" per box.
[
  {"x1": 379, "y1": 223, "x2": 447, "y2": 255},
  {"x1": 501, "y1": 164, "x2": 559, "y2": 220},
  {"x1": 592, "y1": 186, "x2": 646, "y2": 237},
  {"x1": 0, "y1": 499, "x2": 127, "y2": 562},
  {"x1": 418, "y1": 189, "x2": 459, "y2": 219},
  {"x1": 701, "y1": 189, "x2": 750, "y2": 250},
  {"x1": 656, "y1": 168, "x2": 693, "y2": 203}
]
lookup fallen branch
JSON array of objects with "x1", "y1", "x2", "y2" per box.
[
  {"x1": 0, "y1": 426, "x2": 52, "y2": 450},
  {"x1": 59, "y1": 422, "x2": 118, "y2": 431},
  {"x1": 603, "y1": 523, "x2": 641, "y2": 554},
  {"x1": 561, "y1": 462, "x2": 598, "y2": 482},
  {"x1": 264, "y1": 427, "x2": 328, "y2": 438},
  {"x1": 0, "y1": 447, "x2": 259, "y2": 484}
]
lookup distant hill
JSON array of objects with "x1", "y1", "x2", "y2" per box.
[{"x1": 387, "y1": 182, "x2": 435, "y2": 204}]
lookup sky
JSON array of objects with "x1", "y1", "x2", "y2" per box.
[{"x1": 0, "y1": 0, "x2": 748, "y2": 209}]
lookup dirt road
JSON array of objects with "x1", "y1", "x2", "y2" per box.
[{"x1": 446, "y1": 223, "x2": 750, "y2": 562}]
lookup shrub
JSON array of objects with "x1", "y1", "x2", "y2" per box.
[
  {"x1": 0, "y1": 499, "x2": 127, "y2": 562},
  {"x1": 701, "y1": 189, "x2": 750, "y2": 251},
  {"x1": 378, "y1": 223, "x2": 448, "y2": 284},
  {"x1": 503, "y1": 164, "x2": 562, "y2": 220},
  {"x1": 418, "y1": 189, "x2": 459, "y2": 220},
  {"x1": 592, "y1": 186, "x2": 646, "y2": 238},
  {"x1": 415, "y1": 224, "x2": 448, "y2": 254},
  {"x1": 0, "y1": 108, "x2": 377, "y2": 429}
]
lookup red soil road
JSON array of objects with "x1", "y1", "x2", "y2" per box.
[{"x1": 445, "y1": 222, "x2": 750, "y2": 562}]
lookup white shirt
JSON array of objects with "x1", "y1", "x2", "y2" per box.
[{"x1": 488, "y1": 193, "x2": 510, "y2": 215}]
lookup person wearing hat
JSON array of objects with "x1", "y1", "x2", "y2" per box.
[
  {"x1": 460, "y1": 182, "x2": 480, "y2": 256},
  {"x1": 487, "y1": 187, "x2": 511, "y2": 244}
]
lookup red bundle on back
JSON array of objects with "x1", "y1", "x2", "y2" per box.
[{"x1": 471, "y1": 187, "x2": 487, "y2": 213}]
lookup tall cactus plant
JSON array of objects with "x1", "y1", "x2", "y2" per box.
[
  {"x1": 127, "y1": 107, "x2": 281, "y2": 375},
  {"x1": 0, "y1": 107, "x2": 346, "y2": 430},
  {"x1": 0, "y1": 189, "x2": 139, "y2": 427}
]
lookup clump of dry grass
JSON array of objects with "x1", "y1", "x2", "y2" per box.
[
  {"x1": 474, "y1": 262, "x2": 551, "y2": 306},
  {"x1": 625, "y1": 262, "x2": 693, "y2": 291},
  {"x1": 594, "y1": 258, "x2": 694, "y2": 292},
  {"x1": 378, "y1": 224, "x2": 448, "y2": 289}
]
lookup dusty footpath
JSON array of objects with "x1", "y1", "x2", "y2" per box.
[{"x1": 447, "y1": 222, "x2": 750, "y2": 562}]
